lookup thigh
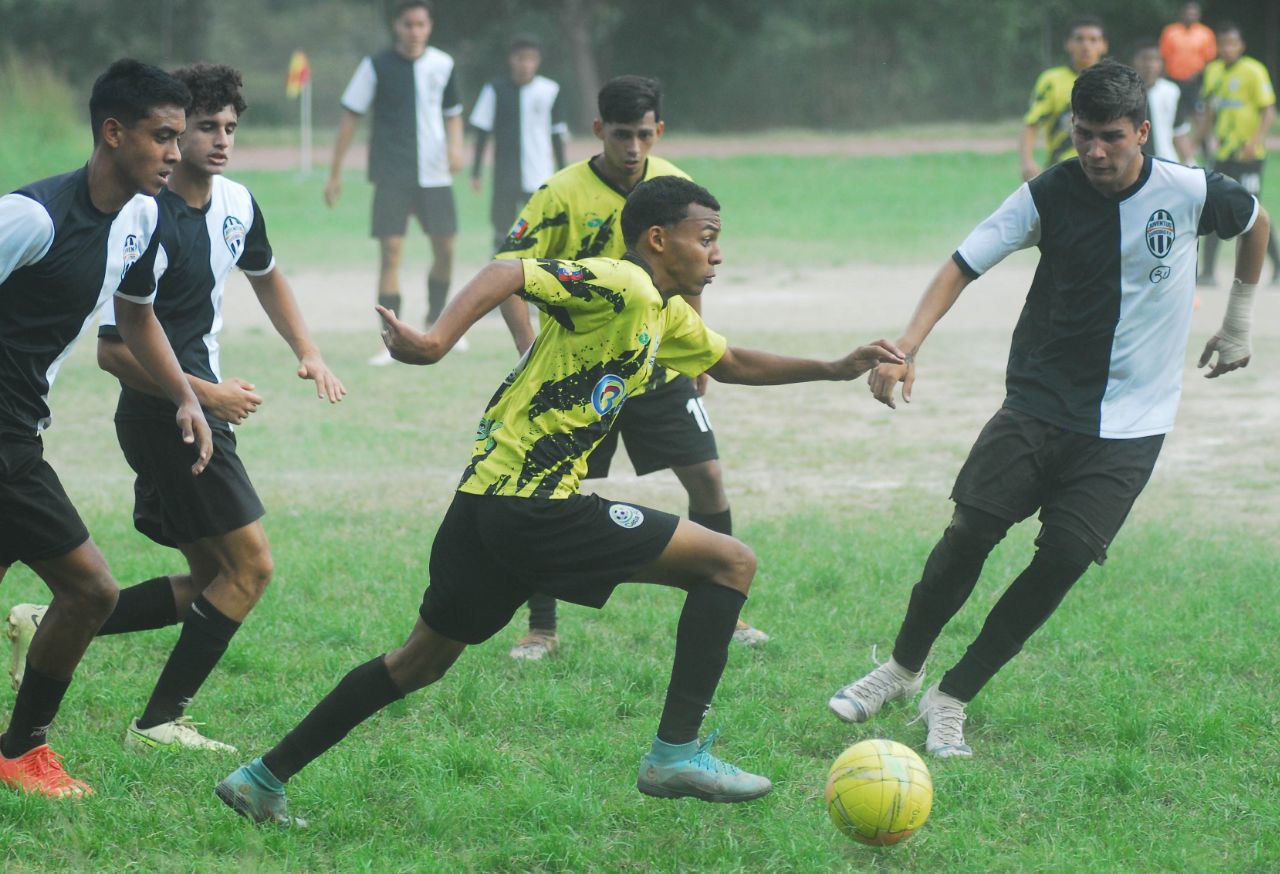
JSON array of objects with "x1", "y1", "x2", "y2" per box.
[
  {"x1": 950, "y1": 407, "x2": 1055, "y2": 524},
  {"x1": 372, "y1": 184, "x2": 413, "y2": 238},
  {"x1": 416, "y1": 186, "x2": 458, "y2": 237},
  {"x1": 616, "y1": 376, "x2": 719, "y2": 476},
  {"x1": 629, "y1": 518, "x2": 744, "y2": 590},
  {"x1": 0, "y1": 436, "x2": 90, "y2": 566}
]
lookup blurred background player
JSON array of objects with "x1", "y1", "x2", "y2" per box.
[
  {"x1": 469, "y1": 33, "x2": 568, "y2": 253},
  {"x1": 1198, "y1": 22, "x2": 1279, "y2": 285},
  {"x1": 0, "y1": 59, "x2": 211, "y2": 797},
  {"x1": 324, "y1": 0, "x2": 466, "y2": 363},
  {"x1": 1134, "y1": 39, "x2": 1194, "y2": 163},
  {"x1": 1019, "y1": 16, "x2": 1108, "y2": 181},
  {"x1": 10, "y1": 64, "x2": 346, "y2": 755},
  {"x1": 1159, "y1": 1, "x2": 1216, "y2": 125},
  {"x1": 829, "y1": 60, "x2": 1268, "y2": 759},
  {"x1": 214, "y1": 176, "x2": 904, "y2": 823},
  {"x1": 495, "y1": 75, "x2": 768, "y2": 661}
]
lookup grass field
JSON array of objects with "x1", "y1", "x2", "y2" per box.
[{"x1": 3, "y1": 81, "x2": 1280, "y2": 871}]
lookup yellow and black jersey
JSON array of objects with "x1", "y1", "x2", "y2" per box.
[
  {"x1": 1203, "y1": 56, "x2": 1277, "y2": 161},
  {"x1": 1025, "y1": 66, "x2": 1078, "y2": 167},
  {"x1": 458, "y1": 255, "x2": 727, "y2": 499}
]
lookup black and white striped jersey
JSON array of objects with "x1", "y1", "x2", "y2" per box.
[
  {"x1": 99, "y1": 177, "x2": 274, "y2": 428},
  {"x1": 953, "y1": 156, "x2": 1257, "y2": 439},
  {"x1": 469, "y1": 75, "x2": 567, "y2": 195},
  {"x1": 341, "y1": 47, "x2": 463, "y2": 188},
  {"x1": 0, "y1": 168, "x2": 164, "y2": 435}
]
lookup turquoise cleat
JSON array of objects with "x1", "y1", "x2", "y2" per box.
[
  {"x1": 216, "y1": 758, "x2": 306, "y2": 827},
  {"x1": 636, "y1": 729, "x2": 772, "y2": 803}
]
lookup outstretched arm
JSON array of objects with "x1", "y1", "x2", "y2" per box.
[
  {"x1": 97, "y1": 337, "x2": 263, "y2": 426},
  {"x1": 708, "y1": 339, "x2": 903, "y2": 386},
  {"x1": 324, "y1": 110, "x2": 360, "y2": 207},
  {"x1": 247, "y1": 268, "x2": 345, "y2": 402},
  {"x1": 378, "y1": 260, "x2": 525, "y2": 364},
  {"x1": 1198, "y1": 205, "x2": 1270, "y2": 378}
]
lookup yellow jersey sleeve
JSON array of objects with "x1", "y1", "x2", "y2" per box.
[
  {"x1": 496, "y1": 186, "x2": 570, "y2": 259},
  {"x1": 1024, "y1": 69, "x2": 1060, "y2": 126},
  {"x1": 519, "y1": 258, "x2": 630, "y2": 333},
  {"x1": 656, "y1": 296, "x2": 727, "y2": 378}
]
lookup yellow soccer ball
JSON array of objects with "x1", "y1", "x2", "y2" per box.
[{"x1": 825, "y1": 739, "x2": 932, "y2": 846}]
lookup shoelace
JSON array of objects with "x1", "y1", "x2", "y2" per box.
[
  {"x1": 910, "y1": 695, "x2": 967, "y2": 746},
  {"x1": 842, "y1": 648, "x2": 904, "y2": 701},
  {"x1": 689, "y1": 729, "x2": 742, "y2": 776},
  {"x1": 26, "y1": 746, "x2": 84, "y2": 791}
]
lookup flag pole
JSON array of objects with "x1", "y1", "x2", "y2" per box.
[{"x1": 301, "y1": 77, "x2": 313, "y2": 178}]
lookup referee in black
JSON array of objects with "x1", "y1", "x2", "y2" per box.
[{"x1": 827, "y1": 59, "x2": 1270, "y2": 758}]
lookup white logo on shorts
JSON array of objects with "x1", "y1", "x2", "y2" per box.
[{"x1": 609, "y1": 504, "x2": 644, "y2": 529}]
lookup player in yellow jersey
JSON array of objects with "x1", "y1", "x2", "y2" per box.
[
  {"x1": 1019, "y1": 16, "x2": 1108, "y2": 181},
  {"x1": 1198, "y1": 22, "x2": 1279, "y2": 284},
  {"x1": 215, "y1": 176, "x2": 902, "y2": 820},
  {"x1": 496, "y1": 75, "x2": 768, "y2": 659}
]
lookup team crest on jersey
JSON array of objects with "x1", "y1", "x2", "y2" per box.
[
  {"x1": 222, "y1": 216, "x2": 247, "y2": 259},
  {"x1": 1145, "y1": 210, "x2": 1175, "y2": 258},
  {"x1": 511, "y1": 218, "x2": 529, "y2": 239},
  {"x1": 1150, "y1": 265, "x2": 1171, "y2": 283},
  {"x1": 556, "y1": 264, "x2": 586, "y2": 283},
  {"x1": 609, "y1": 504, "x2": 644, "y2": 529},
  {"x1": 591, "y1": 374, "x2": 626, "y2": 415}
]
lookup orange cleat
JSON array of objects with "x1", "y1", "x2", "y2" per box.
[{"x1": 0, "y1": 744, "x2": 92, "y2": 798}]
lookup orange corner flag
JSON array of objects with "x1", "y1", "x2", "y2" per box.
[{"x1": 286, "y1": 50, "x2": 311, "y2": 98}]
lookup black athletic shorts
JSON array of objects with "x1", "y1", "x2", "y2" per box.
[
  {"x1": 950, "y1": 407, "x2": 1164, "y2": 563},
  {"x1": 0, "y1": 434, "x2": 90, "y2": 566},
  {"x1": 1213, "y1": 160, "x2": 1265, "y2": 197},
  {"x1": 371, "y1": 184, "x2": 458, "y2": 238},
  {"x1": 116, "y1": 418, "x2": 264, "y2": 548},
  {"x1": 420, "y1": 491, "x2": 679, "y2": 644},
  {"x1": 586, "y1": 374, "x2": 718, "y2": 479}
]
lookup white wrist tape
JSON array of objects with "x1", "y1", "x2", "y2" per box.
[{"x1": 1215, "y1": 279, "x2": 1255, "y2": 364}]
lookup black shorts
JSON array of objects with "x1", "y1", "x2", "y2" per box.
[
  {"x1": 1213, "y1": 160, "x2": 1265, "y2": 197},
  {"x1": 490, "y1": 188, "x2": 530, "y2": 251},
  {"x1": 116, "y1": 419, "x2": 264, "y2": 548},
  {"x1": 0, "y1": 434, "x2": 90, "y2": 567},
  {"x1": 586, "y1": 374, "x2": 718, "y2": 479},
  {"x1": 420, "y1": 491, "x2": 679, "y2": 644},
  {"x1": 950, "y1": 407, "x2": 1164, "y2": 563},
  {"x1": 371, "y1": 184, "x2": 458, "y2": 239}
]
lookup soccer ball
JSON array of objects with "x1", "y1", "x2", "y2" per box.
[{"x1": 824, "y1": 739, "x2": 932, "y2": 846}]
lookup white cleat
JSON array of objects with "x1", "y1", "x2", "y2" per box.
[
  {"x1": 731, "y1": 620, "x2": 769, "y2": 647},
  {"x1": 916, "y1": 684, "x2": 973, "y2": 758},
  {"x1": 125, "y1": 716, "x2": 238, "y2": 753},
  {"x1": 7, "y1": 604, "x2": 47, "y2": 691},
  {"x1": 508, "y1": 632, "x2": 558, "y2": 661},
  {"x1": 368, "y1": 347, "x2": 395, "y2": 366},
  {"x1": 827, "y1": 649, "x2": 924, "y2": 723}
]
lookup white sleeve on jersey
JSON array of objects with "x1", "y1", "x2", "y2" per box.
[
  {"x1": 469, "y1": 82, "x2": 496, "y2": 132},
  {"x1": 340, "y1": 57, "x2": 377, "y2": 115},
  {"x1": 955, "y1": 184, "x2": 1042, "y2": 276},
  {"x1": 0, "y1": 194, "x2": 55, "y2": 286},
  {"x1": 114, "y1": 243, "x2": 168, "y2": 305}
]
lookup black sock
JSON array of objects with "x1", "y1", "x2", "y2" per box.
[
  {"x1": 377, "y1": 292, "x2": 403, "y2": 316},
  {"x1": 262, "y1": 656, "x2": 403, "y2": 783},
  {"x1": 426, "y1": 276, "x2": 449, "y2": 324},
  {"x1": 689, "y1": 508, "x2": 732, "y2": 537},
  {"x1": 2, "y1": 665, "x2": 71, "y2": 758},
  {"x1": 657, "y1": 583, "x2": 746, "y2": 745},
  {"x1": 527, "y1": 592, "x2": 557, "y2": 633},
  {"x1": 137, "y1": 595, "x2": 240, "y2": 729},
  {"x1": 97, "y1": 576, "x2": 177, "y2": 636}
]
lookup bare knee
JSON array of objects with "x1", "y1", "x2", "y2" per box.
[
  {"x1": 227, "y1": 549, "x2": 273, "y2": 603},
  {"x1": 385, "y1": 630, "x2": 464, "y2": 694},
  {"x1": 709, "y1": 539, "x2": 756, "y2": 596},
  {"x1": 70, "y1": 572, "x2": 119, "y2": 622}
]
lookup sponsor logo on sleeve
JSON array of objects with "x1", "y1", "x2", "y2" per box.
[
  {"x1": 1145, "y1": 209, "x2": 1175, "y2": 258},
  {"x1": 609, "y1": 504, "x2": 644, "y2": 529},
  {"x1": 591, "y1": 374, "x2": 626, "y2": 415},
  {"x1": 556, "y1": 263, "x2": 585, "y2": 283},
  {"x1": 223, "y1": 216, "x2": 247, "y2": 259},
  {"x1": 120, "y1": 234, "x2": 142, "y2": 280},
  {"x1": 511, "y1": 218, "x2": 529, "y2": 239}
]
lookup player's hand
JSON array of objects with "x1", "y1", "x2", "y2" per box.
[
  {"x1": 1020, "y1": 158, "x2": 1041, "y2": 182},
  {"x1": 833, "y1": 339, "x2": 904, "y2": 381},
  {"x1": 376, "y1": 305, "x2": 439, "y2": 365},
  {"x1": 176, "y1": 401, "x2": 213, "y2": 475},
  {"x1": 1197, "y1": 334, "x2": 1250, "y2": 379},
  {"x1": 469, "y1": 177, "x2": 483, "y2": 194},
  {"x1": 203, "y1": 377, "x2": 264, "y2": 425},
  {"x1": 1239, "y1": 142, "x2": 1260, "y2": 161},
  {"x1": 323, "y1": 177, "x2": 342, "y2": 207},
  {"x1": 297, "y1": 354, "x2": 347, "y2": 403},
  {"x1": 448, "y1": 149, "x2": 466, "y2": 174},
  {"x1": 867, "y1": 355, "x2": 916, "y2": 409},
  {"x1": 695, "y1": 372, "x2": 709, "y2": 397}
]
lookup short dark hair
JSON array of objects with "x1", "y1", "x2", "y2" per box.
[
  {"x1": 171, "y1": 63, "x2": 247, "y2": 118},
  {"x1": 1067, "y1": 15, "x2": 1106, "y2": 39},
  {"x1": 1215, "y1": 21, "x2": 1242, "y2": 38},
  {"x1": 390, "y1": 0, "x2": 432, "y2": 23},
  {"x1": 1132, "y1": 37, "x2": 1159, "y2": 54},
  {"x1": 621, "y1": 176, "x2": 720, "y2": 248},
  {"x1": 509, "y1": 33, "x2": 542, "y2": 54},
  {"x1": 89, "y1": 58, "x2": 191, "y2": 144},
  {"x1": 1071, "y1": 58, "x2": 1147, "y2": 127},
  {"x1": 598, "y1": 75, "x2": 662, "y2": 125}
]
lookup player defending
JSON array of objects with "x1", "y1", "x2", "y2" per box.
[
  {"x1": 828, "y1": 60, "x2": 1269, "y2": 758},
  {"x1": 215, "y1": 176, "x2": 903, "y2": 823},
  {"x1": 1020, "y1": 16, "x2": 1108, "y2": 181},
  {"x1": 1197, "y1": 22, "x2": 1279, "y2": 285},
  {"x1": 0, "y1": 59, "x2": 212, "y2": 796},
  {"x1": 325, "y1": 0, "x2": 466, "y2": 363},
  {"x1": 495, "y1": 75, "x2": 768, "y2": 659},
  {"x1": 7, "y1": 65, "x2": 346, "y2": 753},
  {"x1": 469, "y1": 33, "x2": 568, "y2": 251}
]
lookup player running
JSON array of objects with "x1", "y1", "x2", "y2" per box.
[
  {"x1": 495, "y1": 75, "x2": 768, "y2": 660},
  {"x1": 8, "y1": 64, "x2": 346, "y2": 753},
  {"x1": 0, "y1": 59, "x2": 212, "y2": 797},
  {"x1": 214, "y1": 176, "x2": 903, "y2": 823},
  {"x1": 828, "y1": 60, "x2": 1269, "y2": 758},
  {"x1": 1020, "y1": 16, "x2": 1108, "y2": 181}
]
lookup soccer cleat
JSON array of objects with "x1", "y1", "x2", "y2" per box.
[
  {"x1": 125, "y1": 716, "x2": 237, "y2": 752},
  {"x1": 508, "y1": 631, "x2": 558, "y2": 661},
  {"x1": 731, "y1": 619, "x2": 769, "y2": 647},
  {"x1": 916, "y1": 684, "x2": 973, "y2": 758},
  {"x1": 368, "y1": 346, "x2": 394, "y2": 366},
  {"x1": 7, "y1": 603, "x2": 47, "y2": 692},
  {"x1": 216, "y1": 758, "x2": 305, "y2": 827},
  {"x1": 637, "y1": 730, "x2": 772, "y2": 803},
  {"x1": 828, "y1": 649, "x2": 924, "y2": 724},
  {"x1": 0, "y1": 744, "x2": 92, "y2": 798}
]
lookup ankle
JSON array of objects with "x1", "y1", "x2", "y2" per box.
[
  {"x1": 889, "y1": 657, "x2": 923, "y2": 679},
  {"x1": 648, "y1": 736, "x2": 698, "y2": 763},
  {"x1": 249, "y1": 757, "x2": 286, "y2": 791}
]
